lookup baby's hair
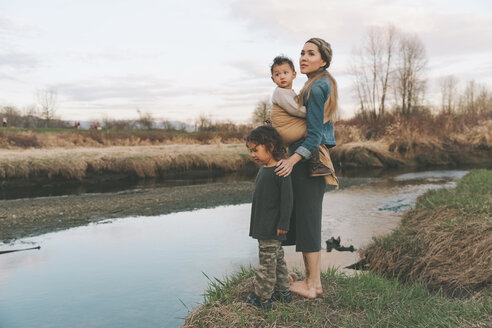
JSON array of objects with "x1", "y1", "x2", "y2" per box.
[
  {"x1": 246, "y1": 125, "x2": 286, "y2": 161},
  {"x1": 270, "y1": 55, "x2": 295, "y2": 74}
]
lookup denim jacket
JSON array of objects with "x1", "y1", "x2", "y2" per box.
[{"x1": 292, "y1": 77, "x2": 336, "y2": 159}]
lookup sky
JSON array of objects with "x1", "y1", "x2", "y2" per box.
[{"x1": 1, "y1": 0, "x2": 491, "y2": 124}]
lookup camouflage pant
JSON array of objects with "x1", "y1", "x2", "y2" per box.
[{"x1": 254, "y1": 239, "x2": 290, "y2": 299}]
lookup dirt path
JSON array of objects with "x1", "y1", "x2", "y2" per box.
[{"x1": 0, "y1": 181, "x2": 255, "y2": 243}]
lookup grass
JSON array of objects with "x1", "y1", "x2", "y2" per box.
[
  {"x1": 184, "y1": 267, "x2": 491, "y2": 327},
  {"x1": 362, "y1": 169, "x2": 492, "y2": 297},
  {"x1": 0, "y1": 128, "x2": 247, "y2": 148},
  {"x1": 0, "y1": 144, "x2": 253, "y2": 180}
]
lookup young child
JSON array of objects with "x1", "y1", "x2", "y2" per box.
[
  {"x1": 269, "y1": 55, "x2": 334, "y2": 177},
  {"x1": 245, "y1": 125, "x2": 293, "y2": 309}
]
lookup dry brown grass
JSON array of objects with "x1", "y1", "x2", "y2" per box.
[
  {"x1": 0, "y1": 144, "x2": 251, "y2": 180},
  {"x1": 1, "y1": 113, "x2": 491, "y2": 177},
  {"x1": 0, "y1": 129, "x2": 245, "y2": 149},
  {"x1": 362, "y1": 208, "x2": 491, "y2": 297},
  {"x1": 332, "y1": 113, "x2": 492, "y2": 167},
  {"x1": 361, "y1": 170, "x2": 492, "y2": 297}
]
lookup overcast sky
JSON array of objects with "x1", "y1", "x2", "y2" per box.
[{"x1": 1, "y1": 0, "x2": 491, "y2": 124}]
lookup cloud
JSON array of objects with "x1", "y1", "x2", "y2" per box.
[
  {"x1": 228, "y1": 0, "x2": 492, "y2": 57},
  {"x1": 0, "y1": 51, "x2": 41, "y2": 70},
  {"x1": 227, "y1": 58, "x2": 270, "y2": 80},
  {"x1": 0, "y1": 14, "x2": 35, "y2": 33},
  {"x1": 54, "y1": 75, "x2": 193, "y2": 102}
]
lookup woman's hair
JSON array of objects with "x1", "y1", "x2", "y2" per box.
[
  {"x1": 246, "y1": 125, "x2": 286, "y2": 160},
  {"x1": 270, "y1": 55, "x2": 295, "y2": 74},
  {"x1": 298, "y1": 37, "x2": 338, "y2": 121}
]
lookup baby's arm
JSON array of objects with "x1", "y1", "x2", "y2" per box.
[{"x1": 272, "y1": 88, "x2": 307, "y2": 118}]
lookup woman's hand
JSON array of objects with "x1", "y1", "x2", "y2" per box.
[{"x1": 275, "y1": 153, "x2": 302, "y2": 177}]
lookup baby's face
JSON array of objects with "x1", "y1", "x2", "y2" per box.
[{"x1": 271, "y1": 63, "x2": 296, "y2": 89}]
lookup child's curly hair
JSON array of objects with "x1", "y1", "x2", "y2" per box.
[
  {"x1": 270, "y1": 55, "x2": 295, "y2": 74},
  {"x1": 246, "y1": 125, "x2": 287, "y2": 161}
]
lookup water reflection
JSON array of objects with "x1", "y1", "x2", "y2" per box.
[{"x1": 0, "y1": 169, "x2": 469, "y2": 328}]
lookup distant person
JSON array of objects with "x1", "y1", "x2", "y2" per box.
[
  {"x1": 77, "y1": 122, "x2": 80, "y2": 129},
  {"x1": 93, "y1": 122, "x2": 98, "y2": 129},
  {"x1": 274, "y1": 38, "x2": 339, "y2": 299},
  {"x1": 245, "y1": 125, "x2": 293, "y2": 309},
  {"x1": 2, "y1": 117, "x2": 6, "y2": 127},
  {"x1": 269, "y1": 55, "x2": 336, "y2": 179}
]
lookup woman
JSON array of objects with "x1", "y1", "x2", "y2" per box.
[{"x1": 275, "y1": 37, "x2": 338, "y2": 299}]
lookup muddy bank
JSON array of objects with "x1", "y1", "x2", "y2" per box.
[
  {"x1": 330, "y1": 141, "x2": 492, "y2": 168},
  {"x1": 0, "y1": 181, "x2": 255, "y2": 243}
]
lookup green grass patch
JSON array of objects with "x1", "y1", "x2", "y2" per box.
[
  {"x1": 184, "y1": 268, "x2": 491, "y2": 327},
  {"x1": 417, "y1": 169, "x2": 492, "y2": 213}
]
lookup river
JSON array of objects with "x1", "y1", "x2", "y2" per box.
[{"x1": 0, "y1": 169, "x2": 468, "y2": 327}]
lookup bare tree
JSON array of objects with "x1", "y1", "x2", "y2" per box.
[
  {"x1": 438, "y1": 75, "x2": 458, "y2": 114},
  {"x1": 195, "y1": 113, "x2": 212, "y2": 131},
  {"x1": 22, "y1": 105, "x2": 41, "y2": 128},
  {"x1": 395, "y1": 33, "x2": 427, "y2": 115},
  {"x1": 252, "y1": 98, "x2": 272, "y2": 126},
  {"x1": 351, "y1": 25, "x2": 397, "y2": 118},
  {"x1": 37, "y1": 89, "x2": 58, "y2": 126},
  {"x1": 463, "y1": 80, "x2": 477, "y2": 114},
  {"x1": 379, "y1": 25, "x2": 397, "y2": 116},
  {"x1": 136, "y1": 109, "x2": 155, "y2": 130},
  {"x1": 1, "y1": 106, "x2": 21, "y2": 127},
  {"x1": 161, "y1": 120, "x2": 176, "y2": 131},
  {"x1": 459, "y1": 81, "x2": 492, "y2": 115},
  {"x1": 475, "y1": 84, "x2": 491, "y2": 114}
]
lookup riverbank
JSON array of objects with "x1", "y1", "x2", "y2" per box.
[
  {"x1": 0, "y1": 144, "x2": 253, "y2": 188},
  {"x1": 0, "y1": 140, "x2": 490, "y2": 189},
  {"x1": 0, "y1": 181, "x2": 254, "y2": 243},
  {"x1": 182, "y1": 170, "x2": 491, "y2": 327},
  {"x1": 361, "y1": 169, "x2": 492, "y2": 297}
]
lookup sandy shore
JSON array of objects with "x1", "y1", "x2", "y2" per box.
[{"x1": 0, "y1": 181, "x2": 255, "y2": 243}]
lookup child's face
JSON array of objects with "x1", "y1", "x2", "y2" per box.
[
  {"x1": 247, "y1": 142, "x2": 275, "y2": 166},
  {"x1": 271, "y1": 63, "x2": 296, "y2": 89}
]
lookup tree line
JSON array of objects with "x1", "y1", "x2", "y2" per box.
[
  {"x1": 252, "y1": 24, "x2": 491, "y2": 124},
  {"x1": 351, "y1": 24, "x2": 491, "y2": 118}
]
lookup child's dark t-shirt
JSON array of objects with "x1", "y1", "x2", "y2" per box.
[{"x1": 249, "y1": 166, "x2": 293, "y2": 241}]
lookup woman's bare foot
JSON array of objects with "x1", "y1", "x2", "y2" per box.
[{"x1": 290, "y1": 280, "x2": 317, "y2": 299}]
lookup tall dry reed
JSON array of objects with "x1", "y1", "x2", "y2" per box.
[{"x1": 0, "y1": 144, "x2": 252, "y2": 180}]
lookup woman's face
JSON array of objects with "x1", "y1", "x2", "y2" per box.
[{"x1": 299, "y1": 42, "x2": 326, "y2": 76}]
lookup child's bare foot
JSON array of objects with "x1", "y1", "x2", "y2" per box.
[
  {"x1": 290, "y1": 280, "x2": 317, "y2": 299},
  {"x1": 316, "y1": 285, "x2": 323, "y2": 295},
  {"x1": 288, "y1": 272, "x2": 299, "y2": 284}
]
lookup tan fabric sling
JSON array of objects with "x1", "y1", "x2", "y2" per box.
[{"x1": 271, "y1": 104, "x2": 339, "y2": 188}]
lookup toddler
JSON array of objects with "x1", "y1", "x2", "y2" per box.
[{"x1": 270, "y1": 55, "x2": 334, "y2": 177}]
